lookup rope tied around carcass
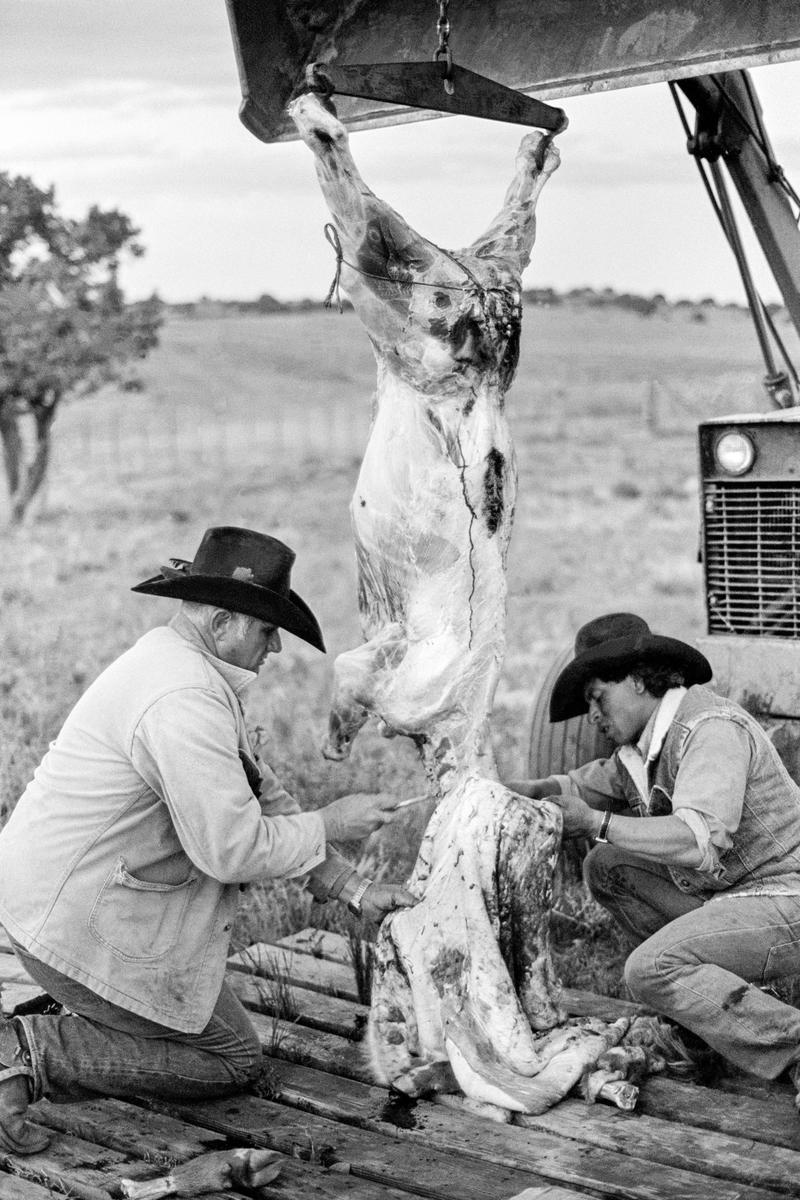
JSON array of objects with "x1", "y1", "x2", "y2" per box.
[{"x1": 322, "y1": 222, "x2": 520, "y2": 342}]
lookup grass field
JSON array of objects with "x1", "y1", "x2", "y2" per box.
[{"x1": 2, "y1": 300, "x2": 796, "y2": 992}]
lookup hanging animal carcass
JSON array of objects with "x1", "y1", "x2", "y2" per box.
[{"x1": 290, "y1": 91, "x2": 679, "y2": 1114}]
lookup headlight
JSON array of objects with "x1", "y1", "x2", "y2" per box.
[{"x1": 714, "y1": 431, "x2": 756, "y2": 476}]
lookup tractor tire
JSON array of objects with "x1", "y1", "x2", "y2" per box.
[{"x1": 527, "y1": 645, "x2": 615, "y2": 778}]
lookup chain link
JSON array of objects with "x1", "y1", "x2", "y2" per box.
[
  {"x1": 434, "y1": 0, "x2": 454, "y2": 94},
  {"x1": 435, "y1": 0, "x2": 450, "y2": 56}
]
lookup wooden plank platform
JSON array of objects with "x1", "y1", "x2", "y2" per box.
[{"x1": 0, "y1": 927, "x2": 799, "y2": 1199}]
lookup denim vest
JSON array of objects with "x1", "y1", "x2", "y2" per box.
[{"x1": 630, "y1": 686, "x2": 800, "y2": 896}]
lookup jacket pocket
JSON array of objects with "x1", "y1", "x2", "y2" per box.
[{"x1": 89, "y1": 856, "x2": 197, "y2": 962}]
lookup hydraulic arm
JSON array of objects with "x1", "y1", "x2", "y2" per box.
[{"x1": 675, "y1": 72, "x2": 800, "y2": 405}]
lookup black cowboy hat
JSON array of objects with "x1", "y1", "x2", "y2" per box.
[
  {"x1": 549, "y1": 612, "x2": 711, "y2": 723},
  {"x1": 132, "y1": 526, "x2": 325, "y2": 652}
]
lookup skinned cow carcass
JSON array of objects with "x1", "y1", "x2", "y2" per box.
[{"x1": 290, "y1": 91, "x2": 680, "y2": 1113}]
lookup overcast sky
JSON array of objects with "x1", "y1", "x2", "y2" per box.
[{"x1": 3, "y1": 1, "x2": 800, "y2": 305}]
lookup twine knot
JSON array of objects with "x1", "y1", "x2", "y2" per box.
[{"x1": 323, "y1": 223, "x2": 344, "y2": 313}]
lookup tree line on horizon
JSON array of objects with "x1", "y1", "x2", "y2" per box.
[{"x1": 167, "y1": 285, "x2": 774, "y2": 321}]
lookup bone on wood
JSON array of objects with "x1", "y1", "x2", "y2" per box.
[{"x1": 119, "y1": 1148, "x2": 282, "y2": 1198}]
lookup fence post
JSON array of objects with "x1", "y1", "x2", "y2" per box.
[
  {"x1": 169, "y1": 403, "x2": 179, "y2": 468},
  {"x1": 111, "y1": 410, "x2": 121, "y2": 476},
  {"x1": 217, "y1": 395, "x2": 229, "y2": 470},
  {"x1": 81, "y1": 412, "x2": 91, "y2": 468},
  {"x1": 644, "y1": 380, "x2": 660, "y2": 434}
]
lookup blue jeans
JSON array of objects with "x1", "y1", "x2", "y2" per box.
[
  {"x1": 584, "y1": 844, "x2": 800, "y2": 1079},
  {"x1": 11, "y1": 944, "x2": 262, "y2": 1102}
]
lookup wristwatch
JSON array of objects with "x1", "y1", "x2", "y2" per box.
[
  {"x1": 347, "y1": 877, "x2": 373, "y2": 916},
  {"x1": 594, "y1": 809, "x2": 613, "y2": 843}
]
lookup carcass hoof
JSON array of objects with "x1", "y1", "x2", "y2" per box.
[
  {"x1": 390, "y1": 1059, "x2": 459, "y2": 1099},
  {"x1": 287, "y1": 92, "x2": 347, "y2": 145}
]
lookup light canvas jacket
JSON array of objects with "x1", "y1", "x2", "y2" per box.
[{"x1": 0, "y1": 616, "x2": 327, "y2": 1032}]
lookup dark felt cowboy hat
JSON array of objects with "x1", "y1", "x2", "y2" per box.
[
  {"x1": 549, "y1": 612, "x2": 711, "y2": 723},
  {"x1": 132, "y1": 526, "x2": 325, "y2": 652}
]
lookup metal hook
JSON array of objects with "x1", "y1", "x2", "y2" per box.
[{"x1": 434, "y1": 46, "x2": 455, "y2": 96}]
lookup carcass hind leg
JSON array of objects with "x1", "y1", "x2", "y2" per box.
[
  {"x1": 497, "y1": 796, "x2": 565, "y2": 1031},
  {"x1": 366, "y1": 934, "x2": 419, "y2": 1086},
  {"x1": 322, "y1": 697, "x2": 370, "y2": 762}
]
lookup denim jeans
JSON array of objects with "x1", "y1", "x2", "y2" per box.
[
  {"x1": 11, "y1": 944, "x2": 262, "y2": 1102},
  {"x1": 584, "y1": 844, "x2": 800, "y2": 1079}
]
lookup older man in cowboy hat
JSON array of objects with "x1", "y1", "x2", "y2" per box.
[
  {"x1": 511, "y1": 612, "x2": 800, "y2": 1097},
  {"x1": 0, "y1": 526, "x2": 414, "y2": 1154}
]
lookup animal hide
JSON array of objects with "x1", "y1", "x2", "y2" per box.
[{"x1": 290, "y1": 91, "x2": 676, "y2": 1114}]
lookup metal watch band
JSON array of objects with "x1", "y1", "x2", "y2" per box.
[
  {"x1": 595, "y1": 809, "x2": 613, "y2": 843},
  {"x1": 347, "y1": 877, "x2": 373, "y2": 916}
]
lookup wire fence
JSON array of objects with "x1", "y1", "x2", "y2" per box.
[
  {"x1": 50, "y1": 393, "x2": 372, "y2": 483},
  {"x1": 45, "y1": 376, "x2": 761, "y2": 490}
]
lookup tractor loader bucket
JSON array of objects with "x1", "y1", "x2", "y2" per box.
[{"x1": 226, "y1": 0, "x2": 800, "y2": 143}]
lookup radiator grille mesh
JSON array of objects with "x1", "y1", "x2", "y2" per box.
[{"x1": 704, "y1": 482, "x2": 800, "y2": 636}]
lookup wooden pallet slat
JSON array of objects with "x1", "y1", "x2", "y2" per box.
[
  {"x1": 259, "y1": 1005, "x2": 800, "y2": 1155},
  {"x1": 155, "y1": 1090, "x2": 590, "y2": 1200},
  {"x1": 228, "y1": 969, "x2": 368, "y2": 1039},
  {"x1": 0, "y1": 957, "x2": 41, "y2": 988},
  {"x1": 275, "y1": 930, "x2": 644, "y2": 1021},
  {"x1": 277, "y1": 928, "x2": 357, "y2": 962},
  {"x1": 0, "y1": 983, "x2": 50, "y2": 1016},
  {"x1": 215, "y1": 1147, "x2": 434, "y2": 1200},
  {"x1": 33, "y1": 1095, "x2": 229, "y2": 1164},
  {"x1": 0, "y1": 1172, "x2": 66, "y2": 1200},
  {"x1": 4, "y1": 924, "x2": 799, "y2": 1200},
  {"x1": 0, "y1": 1134, "x2": 147, "y2": 1200},
  {"x1": 227, "y1": 942, "x2": 361, "y2": 1001},
  {"x1": 516, "y1": 1097, "x2": 800, "y2": 1194},
  {"x1": 252, "y1": 1012, "x2": 367, "y2": 1080},
  {"x1": 270, "y1": 934, "x2": 794, "y2": 1105},
  {"x1": 637, "y1": 1074, "x2": 800, "y2": 1151},
  {"x1": 267, "y1": 1058, "x2": 787, "y2": 1200},
  {"x1": 254, "y1": 996, "x2": 800, "y2": 1192},
  {"x1": 0, "y1": 938, "x2": 51, "y2": 1016}
]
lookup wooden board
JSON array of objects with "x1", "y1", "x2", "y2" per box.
[
  {"x1": 0, "y1": 940, "x2": 52, "y2": 1018},
  {"x1": 0, "y1": 926, "x2": 798, "y2": 1200}
]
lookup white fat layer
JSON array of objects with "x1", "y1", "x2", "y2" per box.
[{"x1": 291, "y1": 94, "x2": 668, "y2": 1115}]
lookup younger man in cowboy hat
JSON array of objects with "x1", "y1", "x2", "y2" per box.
[
  {"x1": 511, "y1": 612, "x2": 800, "y2": 1097},
  {"x1": 0, "y1": 526, "x2": 414, "y2": 1153}
]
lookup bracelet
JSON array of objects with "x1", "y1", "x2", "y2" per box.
[
  {"x1": 594, "y1": 810, "x2": 613, "y2": 843},
  {"x1": 347, "y1": 877, "x2": 373, "y2": 916}
]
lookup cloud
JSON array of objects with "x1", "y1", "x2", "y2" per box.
[{"x1": 2, "y1": 7, "x2": 798, "y2": 304}]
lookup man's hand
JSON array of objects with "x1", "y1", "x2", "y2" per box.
[
  {"x1": 359, "y1": 882, "x2": 417, "y2": 923},
  {"x1": 507, "y1": 777, "x2": 563, "y2": 800},
  {"x1": 550, "y1": 788, "x2": 602, "y2": 839},
  {"x1": 321, "y1": 791, "x2": 403, "y2": 842}
]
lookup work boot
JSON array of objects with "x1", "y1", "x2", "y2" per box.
[{"x1": 0, "y1": 1018, "x2": 49, "y2": 1154}]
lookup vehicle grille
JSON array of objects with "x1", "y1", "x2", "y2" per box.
[{"x1": 704, "y1": 482, "x2": 800, "y2": 637}]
